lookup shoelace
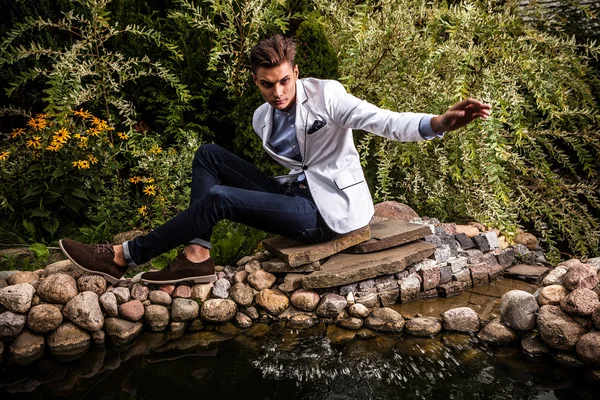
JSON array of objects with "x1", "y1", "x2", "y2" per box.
[{"x1": 95, "y1": 242, "x2": 115, "y2": 255}]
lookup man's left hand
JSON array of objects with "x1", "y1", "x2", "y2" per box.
[{"x1": 430, "y1": 99, "x2": 492, "y2": 133}]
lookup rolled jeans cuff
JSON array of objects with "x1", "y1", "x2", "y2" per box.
[
  {"x1": 122, "y1": 241, "x2": 139, "y2": 268},
  {"x1": 189, "y1": 238, "x2": 212, "y2": 249}
]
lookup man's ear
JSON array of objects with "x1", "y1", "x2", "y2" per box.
[
  {"x1": 252, "y1": 73, "x2": 257, "y2": 86},
  {"x1": 293, "y1": 64, "x2": 299, "y2": 79}
]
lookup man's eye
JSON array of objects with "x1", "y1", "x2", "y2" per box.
[
  {"x1": 281, "y1": 78, "x2": 289, "y2": 84},
  {"x1": 263, "y1": 83, "x2": 272, "y2": 88}
]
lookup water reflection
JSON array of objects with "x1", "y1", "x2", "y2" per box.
[{"x1": 1, "y1": 325, "x2": 598, "y2": 400}]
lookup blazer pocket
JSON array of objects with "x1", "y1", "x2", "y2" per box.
[
  {"x1": 334, "y1": 168, "x2": 365, "y2": 190},
  {"x1": 308, "y1": 120, "x2": 327, "y2": 135}
]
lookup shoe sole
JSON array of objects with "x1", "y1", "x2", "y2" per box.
[
  {"x1": 59, "y1": 239, "x2": 129, "y2": 285},
  {"x1": 139, "y1": 274, "x2": 217, "y2": 285}
]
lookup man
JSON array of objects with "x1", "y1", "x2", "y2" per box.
[{"x1": 59, "y1": 35, "x2": 491, "y2": 285}]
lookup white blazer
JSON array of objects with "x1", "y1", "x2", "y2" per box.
[{"x1": 252, "y1": 78, "x2": 434, "y2": 234}]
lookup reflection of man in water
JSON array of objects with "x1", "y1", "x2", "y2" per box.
[{"x1": 59, "y1": 34, "x2": 491, "y2": 285}]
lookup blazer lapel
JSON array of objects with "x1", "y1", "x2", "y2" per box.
[
  {"x1": 296, "y1": 79, "x2": 309, "y2": 160},
  {"x1": 261, "y1": 105, "x2": 273, "y2": 147}
]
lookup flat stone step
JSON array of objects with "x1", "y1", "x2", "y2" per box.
[
  {"x1": 504, "y1": 264, "x2": 551, "y2": 284},
  {"x1": 343, "y1": 220, "x2": 432, "y2": 254},
  {"x1": 262, "y1": 226, "x2": 371, "y2": 267},
  {"x1": 302, "y1": 241, "x2": 436, "y2": 289}
]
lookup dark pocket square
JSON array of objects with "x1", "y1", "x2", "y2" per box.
[{"x1": 308, "y1": 120, "x2": 326, "y2": 134}]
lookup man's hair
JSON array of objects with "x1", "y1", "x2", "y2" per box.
[{"x1": 249, "y1": 34, "x2": 296, "y2": 74}]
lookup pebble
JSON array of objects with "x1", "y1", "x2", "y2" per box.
[
  {"x1": 99, "y1": 292, "x2": 119, "y2": 317},
  {"x1": 171, "y1": 298, "x2": 200, "y2": 322},
  {"x1": 248, "y1": 269, "x2": 276, "y2": 291},
  {"x1": 77, "y1": 274, "x2": 107, "y2": 296},
  {"x1": 37, "y1": 274, "x2": 78, "y2": 304},
  {"x1": 0, "y1": 283, "x2": 35, "y2": 313},
  {"x1": 63, "y1": 291, "x2": 104, "y2": 332},
  {"x1": 290, "y1": 289, "x2": 320, "y2": 312},
  {"x1": 130, "y1": 283, "x2": 150, "y2": 301},
  {"x1": 148, "y1": 290, "x2": 172, "y2": 306},
  {"x1": 144, "y1": 305, "x2": 170, "y2": 332},
  {"x1": 118, "y1": 300, "x2": 145, "y2": 322},
  {"x1": 255, "y1": 289, "x2": 290, "y2": 316},
  {"x1": 348, "y1": 303, "x2": 370, "y2": 318},
  {"x1": 27, "y1": 304, "x2": 63, "y2": 333},
  {"x1": 442, "y1": 307, "x2": 480, "y2": 333},
  {"x1": 191, "y1": 283, "x2": 213, "y2": 301},
  {"x1": 200, "y1": 299, "x2": 237, "y2": 322},
  {"x1": 234, "y1": 312, "x2": 253, "y2": 329},
  {"x1": 0, "y1": 311, "x2": 27, "y2": 340},
  {"x1": 229, "y1": 283, "x2": 254, "y2": 306},
  {"x1": 111, "y1": 287, "x2": 130, "y2": 304}
]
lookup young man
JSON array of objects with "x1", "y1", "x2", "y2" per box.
[{"x1": 59, "y1": 35, "x2": 491, "y2": 285}]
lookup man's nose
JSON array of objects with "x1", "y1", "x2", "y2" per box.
[{"x1": 274, "y1": 84, "x2": 283, "y2": 98}]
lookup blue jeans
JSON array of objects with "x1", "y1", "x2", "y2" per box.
[{"x1": 122, "y1": 144, "x2": 336, "y2": 267}]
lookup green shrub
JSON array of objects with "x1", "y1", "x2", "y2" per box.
[{"x1": 295, "y1": 16, "x2": 339, "y2": 79}]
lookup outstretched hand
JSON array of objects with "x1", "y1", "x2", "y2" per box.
[{"x1": 431, "y1": 99, "x2": 492, "y2": 133}]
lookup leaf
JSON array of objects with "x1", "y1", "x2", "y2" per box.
[
  {"x1": 29, "y1": 243, "x2": 49, "y2": 261},
  {"x1": 24, "y1": 186, "x2": 44, "y2": 198},
  {"x1": 31, "y1": 208, "x2": 51, "y2": 218},
  {"x1": 42, "y1": 218, "x2": 59, "y2": 236},
  {"x1": 71, "y1": 189, "x2": 89, "y2": 200},
  {"x1": 22, "y1": 219, "x2": 36, "y2": 237},
  {"x1": 62, "y1": 196, "x2": 85, "y2": 213}
]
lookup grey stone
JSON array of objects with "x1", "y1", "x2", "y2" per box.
[
  {"x1": 455, "y1": 233, "x2": 474, "y2": 249},
  {"x1": 521, "y1": 337, "x2": 549, "y2": 357},
  {"x1": 484, "y1": 232, "x2": 500, "y2": 249},
  {"x1": 472, "y1": 235, "x2": 491, "y2": 251},
  {"x1": 442, "y1": 307, "x2": 480, "y2": 333},
  {"x1": 576, "y1": 332, "x2": 600, "y2": 366},
  {"x1": 229, "y1": 283, "x2": 255, "y2": 306},
  {"x1": 439, "y1": 265, "x2": 452, "y2": 284},
  {"x1": 355, "y1": 292, "x2": 379, "y2": 308},
  {"x1": 200, "y1": 299, "x2": 237, "y2": 322},
  {"x1": 359, "y1": 279, "x2": 375, "y2": 291},
  {"x1": 27, "y1": 304, "x2": 63, "y2": 333},
  {"x1": 212, "y1": 286, "x2": 229, "y2": 299},
  {"x1": 99, "y1": 292, "x2": 119, "y2": 316},
  {"x1": 63, "y1": 291, "x2": 104, "y2": 332},
  {"x1": 434, "y1": 244, "x2": 451, "y2": 263},
  {"x1": 560, "y1": 288, "x2": 599, "y2": 316},
  {"x1": 0, "y1": 310, "x2": 26, "y2": 340},
  {"x1": 8, "y1": 330, "x2": 45, "y2": 364},
  {"x1": 405, "y1": 317, "x2": 442, "y2": 337},
  {"x1": 148, "y1": 290, "x2": 172, "y2": 306},
  {"x1": 339, "y1": 283, "x2": 359, "y2": 296},
  {"x1": 46, "y1": 322, "x2": 91, "y2": 357},
  {"x1": 348, "y1": 303, "x2": 370, "y2": 318},
  {"x1": 111, "y1": 287, "x2": 130, "y2": 304},
  {"x1": 171, "y1": 298, "x2": 200, "y2": 322},
  {"x1": 130, "y1": 283, "x2": 149, "y2": 301},
  {"x1": 448, "y1": 256, "x2": 468, "y2": 273},
  {"x1": 234, "y1": 312, "x2": 253, "y2": 328},
  {"x1": 364, "y1": 307, "x2": 405, "y2": 332},
  {"x1": 399, "y1": 274, "x2": 421, "y2": 303},
  {"x1": 77, "y1": 274, "x2": 106, "y2": 296},
  {"x1": 374, "y1": 274, "x2": 397, "y2": 291},
  {"x1": 378, "y1": 288, "x2": 400, "y2": 306},
  {"x1": 477, "y1": 318, "x2": 518, "y2": 343},
  {"x1": 316, "y1": 293, "x2": 347, "y2": 318},
  {"x1": 464, "y1": 249, "x2": 484, "y2": 264},
  {"x1": 424, "y1": 235, "x2": 443, "y2": 247},
  {"x1": 191, "y1": 283, "x2": 213, "y2": 301},
  {"x1": 537, "y1": 305, "x2": 586, "y2": 351},
  {"x1": 500, "y1": 290, "x2": 539, "y2": 331},
  {"x1": 496, "y1": 248, "x2": 516, "y2": 268},
  {"x1": 0, "y1": 283, "x2": 35, "y2": 313},
  {"x1": 144, "y1": 305, "x2": 170, "y2": 332},
  {"x1": 104, "y1": 318, "x2": 143, "y2": 345},
  {"x1": 543, "y1": 266, "x2": 567, "y2": 286}
]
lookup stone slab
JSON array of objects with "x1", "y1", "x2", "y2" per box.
[
  {"x1": 504, "y1": 264, "x2": 551, "y2": 284},
  {"x1": 261, "y1": 258, "x2": 320, "y2": 273},
  {"x1": 262, "y1": 226, "x2": 371, "y2": 267},
  {"x1": 344, "y1": 220, "x2": 431, "y2": 253},
  {"x1": 302, "y1": 241, "x2": 436, "y2": 289}
]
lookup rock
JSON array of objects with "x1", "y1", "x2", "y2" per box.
[
  {"x1": 472, "y1": 235, "x2": 491, "y2": 252},
  {"x1": 237, "y1": 255, "x2": 255, "y2": 267},
  {"x1": 521, "y1": 337, "x2": 549, "y2": 357},
  {"x1": 0, "y1": 283, "x2": 35, "y2": 313},
  {"x1": 99, "y1": 292, "x2": 119, "y2": 317},
  {"x1": 130, "y1": 283, "x2": 149, "y2": 301},
  {"x1": 0, "y1": 310, "x2": 26, "y2": 340},
  {"x1": 364, "y1": 307, "x2": 405, "y2": 332},
  {"x1": 113, "y1": 229, "x2": 145, "y2": 243},
  {"x1": 378, "y1": 288, "x2": 400, "y2": 306},
  {"x1": 27, "y1": 304, "x2": 62, "y2": 333},
  {"x1": 63, "y1": 291, "x2": 104, "y2": 332},
  {"x1": 212, "y1": 278, "x2": 231, "y2": 299},
  {"x1": 191, "y1": 283, "x2": 213, "y2": 301},
  {"x1": 255, "y1": 289, "x2": 289, "y2": 316},
  {"x1": 111, "y1": 287, "x2": 130, "y2": 304},
  {"x1": 484, "y1": 232, "x2": 500, "y2": 249},
  {"x1": 514, "y1": 232, "x2": 538, "y2": 250},
  {"x1": 562, "y1": 264, "x2": 598, "y2": 291},
  {"x1": 399, "y1": 273, "x2": 421, "y2": 303},
  {"x1": 327, "y1": 325, "x2": 356, "y2": 344},
  {"x1": 538, "y1": 285, "x2": 568, "y2": 306},
  {"x1": 442, "y1": 307, "x2": 480, "y2": 333},
  {"x1": 348, "y1": 303, "x2": 370, "y2": 318},
  {"x1": 171, "y1": 298, "x2": 200, "y2": 322},
  {"x1": 173, "y1": 285, "x2": 192, "y2": 299},
  {"x1": 418, "y1": 265, "x2": 440, "y2": 291},
  {"x1": 338, "y1": 317, "x2": 363, "y2": 330},
  {"x1": 455, "y1": 225, "x2": 480, "y2": 238},
  {"x1": 244, "y1": 260, "x2": 261, "y2": 274},
  {"x1": 234, "y1": 312, "x2": 253, "y2": 329},
  {"x1": 560, "y1": 288, "x2": 599, "y2": 316},
  {"x1": 500, "y1": 290, "x2": 539, "y2": 331},
  {"x1": 42, "y1": 260, "x2": 84, "y2": 279},
  {"x1": 373, "y1": 201, "x2": 419, "y2": 222},
  {"x1": 576, "y1": 332, "x2": 600, "y2": 366},
  {"x1": 8, "y1": 330, "x2": 45, "y2": 364},
  {"x1": 464, "y1": 249, "x2": 484, "y2": 264},
  {"x1": 188, "y1": 318, "x2": 204, "y2": 332},
  {"x1": 346, "y1": 220, "x2": 431, "y2": 253},
  {"x1": 104, "y1": 318, "x2": 143, "y2": 345},
  {"x1": 261, "y1": 258, "x2": 320, "y2": 273},
  {"x1": 92, "y1": 330, "x2": 105, "y2": 345},
  {"x1": 7, "y1": 271, "x2": 36, "y2": 285},
  {"x1": 47, "y1": 322, "x2": 91, "y2": 357},
  {"x1": 542, "y1": 266, "x2": 568, "y2": 286},
  {"x1": 477, "y1": 318, "x2": 518, "y2": 343},
  {"x1": 495, "y1": 248, "x2": 516, "y2": 268},
  {"x1": 594, "y1": 307, "x2": 600, "y2": 329},
  {"x1": 200, "y1": 299, "x2": 237, "y2": 322},
  {"x1": 287, "y1": 314, "x2": 316, "y2": 329},
  {"x1": 144, "y1": 305, "x2": 170, "y2": 332},
  {"x1": 278, "y1": 273, "x2": 304, "y2": 293},
  {"x1": 247, "y1": 269, "x2": 276, "y2": 291},
  {"x1": 245, "y1": 307, "x2": 259, "y2": 321},
  {"x1": 437, "y1": 281, "x2": 469, "y2": 298},
  {"x1": 169, "y1": 321, "x2": 187, "y2": 335},
  {"x1": 433, "y1": 244, "x2": 452, "y2": 263},
  {"x1": 469, "y1": 264, "x2": 489, "y2": 286},
  {"x1": 439, "y1": 265, "x2": 452, "y2": 284},
  {"x1": 234, "y1": 270, "x2": 248, "y2": 284},
  {"x1": 118, "y1": 299, "x2": 145, "y2": 322},
  {"x1": 448, "y1": 256, "x2": 468, "y2": 273},
  {"x1": 229, "y1": 283, "x2": 255, "y2": 307},
  {"x1": 405, "y1": 317, "x2": 442, "y2": 337},
  {"x1": 315, "y1": 293, "x2": 347, "y2": 318},
  {"x1": 355, "y1": 292, "x2": 379, "y2": 308},
  {"x1": 77, "y1": 274, "x2": 106, "y2": 296},
  {"x1": 537, "y1": 305, "x2": 586, "y2": 351},
  {"x1": 148, "y1": 290, "x2": 172, "y2": 306}
]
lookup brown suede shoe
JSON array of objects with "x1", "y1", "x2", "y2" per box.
[
  {"x1": 140, "y1": 253, "x2": 217, "y2": 285},
  {"x1": 59, "y1": 238, "x2": 128, "y2": 284}
]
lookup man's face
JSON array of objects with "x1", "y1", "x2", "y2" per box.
[{"x1": 253, "y1": 62, "x2": 299, "y2": 111}]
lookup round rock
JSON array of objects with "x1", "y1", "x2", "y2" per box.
[
  {"x1": 118, "y1": 299, "x2": 145, "y2": 322},
  {"x1": 200, "y1": 299, "x2": 237, "y2": 322},
  {"x1": 247, "y1": 269, "x2": 276, "y2": 291},
  {"x1": 538, "y1": 285, "x2": 568, "y2": 306},
  {"x1": 255, "y1": 289, "x2": 290, "y2": 316},
  {"x1": 593, "y1": 307, "x2": 600, "y2": 330},
  {"x1": 521, "y1": 337, "x2": 549, "y2": 357},
  {"x1": 144, "y1": 305, "x2": 170, "y2": 332},
  {"x1": 77, "y1": 274, "x2": 106, "y2": 296},
  {"x1": 442, "y1": 307, "x2": 480, "y2": 333},
  {"x1": 576, "y1": 332, "x2": 600, "y2": 366},
  {"x1": 562, "y1": 264, "x2": 598, "y2": 291},
  {"x1": 537, "y1": 305, "x2": 586, "y2": 351},
  {"x1": 171, "y1": 298, "x2": 200, "y2": 322},
  {"x1": 130, "y1": 283, "x2": 150, "y2": 301},
  {"x1": 8, "y1": 330, "x2": 45, "y2": 364},
  {"x1": 191, "y1": 283, "x2": 213, "y2": 301},
  {"x1": 47, "y1": 322, "x2": 91, "y2": 357},
  {"x1": 477, "y1": 318, "x2": 518, "y2": 343},
  {"x1": 290, "y1": 289, "x2": 320, "y2": 312},
  {"x1": 0, "y1": 310, "x2": 27, "y2": 340},
  {"x1": 37, "y1": 274, "x2": 78, "y2": 304},
  {"x1": 7, "y1": 271, "x2": 36, "y2": 285},
  {"x1": 92, "y1": 330, "x2": 105, "y2": 345},
  {"x1": 99, "y1": 292, "x2": 119, "y2": 317},
  {"x1": 348, "y1": 303, "x2": 371, "y2": 318},
  {"x1": 405, "y1": 317, "x2": 442, "y2": 337},
  {"x1": 229, "y1": 283, "x2": 254, "y2": 306},
  {"x1": 111, "y1": 287, "x2": 130, "y2": 304},
  {"x1": 542, "y1": 266, "x2": 568, "y2": 286},
  {"x1": 500, "y1": 290, "x2": 538, "y2": 331},
  {"x1": 560, "y1": 288, "x2": 599, "y2": 316},
  {"x1": 365, "y1": 307, "x2": 405, "y2": 332},
  {"x1": 148, "y1": 290, "x2": 172, "y2": 306},
  {"x1": 234, "y1": 312, "x2": 253, "y2": 329},
  {"x1": 338, "y1": 317, "x2": 363, "y2": 330},
  {"x1": 27, "y1": 304, "x2": 63, "y2": 333},
  {"x1": 104, "y1": 318, "x2": 143, "y2": 345},
  {"x1": 173, "y1": 285, "x2": 192, "y2": 299},
  {"x1": 316, "y1": 293, "x2": 347, "y2": 318},
  {"x1": 0, "y1": 283, "x2": 35, "y2": 313},
  {"x1": 63, "y1": 291, "x2": 104, "y2": 332},
  {"x1": 287, "y1": 314, "x2": 316, "y2": 329},
  {"x1": 42, "y1": 260, "x2": 84, "y2": 279},
  {"x1": 212, "y1": 278, "x2": 231, "y2": 299}
]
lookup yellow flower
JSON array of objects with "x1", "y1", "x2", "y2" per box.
[
  {"x1": 149, "y1": 145, "x2": 163, "y2": 155},
  {"x1": 27, "y1": 118, "x2": 48, "y2": 131},
  {"x1": 53, "y1": 127, "x2": 71, "y2": 143},
  {"x1": 10, "y1": 128, "x2": 25, "y2": 138},
  {"x1": 129, "y1": 176, "x2": 142, "y2": 184},
  {"x1": 87, "y1": 127, "x2": 101, "y2": 137},
  {"x1": 143, "y1": 184, "x2": 157, "y2": 196},
  {"x1": 138, "y1": 205, "x2": 148, "y2": 216},
  {"x1": 87, "y1": 154, "x2": 98, "y2": 164},
  {"x1": 78, "y1": 136, "x2": 89, "y2": 149},
  {"x1": 71, "y1": 160, "x2": 90, "y2": 169},
  {"x1": 26, "y1": 136, "x2": 42, "y2": 148},
  {"x1": 117, "y1": 131, "x2": 129, "y2": 140},
  {"x1": 46, "y1": 142, "x2": 62, "y2": 152},
  {"x1": 72, "y1": 108, "x2": 92, "y2": 119},
  {"x1": 168, "y1": 148, "x2": 177, "y2": 155},
  {"x1": 143, "y1": 177, "x2": 154, "y2": 183},
  {"x1": 0, "y1": 151, "x2": 9, "y2": 161}
]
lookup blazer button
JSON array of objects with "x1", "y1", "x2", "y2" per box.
[{"x1": 302, "y1": 166, "x2": 308, "y2": 170}]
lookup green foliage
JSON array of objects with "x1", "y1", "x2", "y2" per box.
[
  {"x1": 29, "y1": 243, "x2": 49, "y2": 262},
  {"x1": 316, "y1": 0, "x2": 600, "y2": 257},
  {"x1": 295, "y1": 16, "x2": 339, "y2": 79},
  {"x1": 210, "y1": 220, "x2": 270, "y2": 266},
  {"x1": 151, "y1": 248, "x2": 179, "y2": 269}
]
